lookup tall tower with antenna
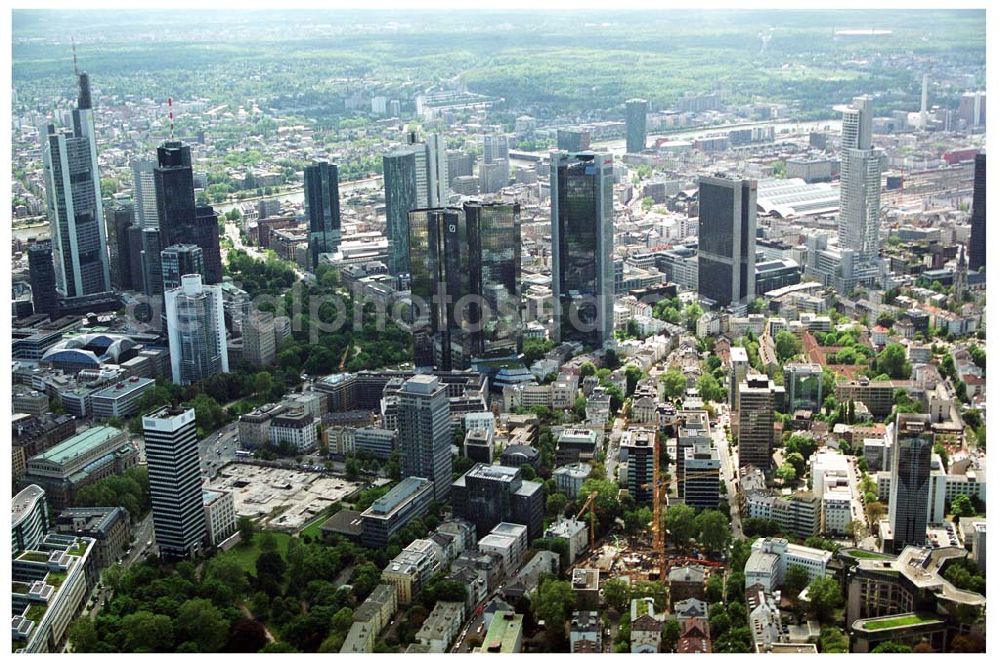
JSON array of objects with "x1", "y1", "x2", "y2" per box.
[{"x1": 40, "y1": 41, "x2": 111, "y2": 297}]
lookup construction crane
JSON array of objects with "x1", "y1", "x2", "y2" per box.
[
  {"x1": 575, "y1": 491, "x2": 599, "y2": 550},
  {"x1": 338, "y1": 344, "x2": 351, "y2": 371},
  {"x1": 650, "y1": 429, "x2": 667, "y2": 582}
]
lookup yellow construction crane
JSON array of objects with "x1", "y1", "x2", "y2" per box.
[
  {"x1": 575, "y1": 491, "x2": 599, "y2": 550},
  {"x1": 651, "y1": 429, "x2": 667, "y2": 582},
  {"x1": 338, "y1": 344, "x2": 351, "y2": 371}
]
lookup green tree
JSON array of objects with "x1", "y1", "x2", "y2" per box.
[
  {"x1": 120, "y1": 611, "x2": 175, "y2": 652},
  {"x1": 775, "y1": 463, "x2": 797, "y2": 483},
  {"x1": 660, "y1": 369, "x2": 687, "y2": 400},
  {"x1": 662, "y1": 619, "x2": 681, "y2": 652},
  {"x1": 774, "y1": 331, "x2": 802, "y2": 362},
  {"x1": 67, "y1": 617, "x2": 100, "y2": 652},
  {"x1": 546, "y1": 492, "x2": 568, "y2": 518},
  {"x1": 666, "y1": 504, "x2": 697, "y2": 548},
  {"x1": 807, "y1": 576, "x2": 842, "y2": 622},
  {"x1": 876, "y1": 343, "x2": 911, "y2": 379},
  {"x1": 175, "y1": 598, "x2": 228, "y2": 652},
  {"x1": 951, "y1": 494, "x2": 975, "y2": 517},
  {"x1": 871, "y1": 642, "x2": 913, "y2": 653},
  {"x1": 237, "y1": 515, "x2": 256, "y2": 544},
  {"x1": 535, "y1": 578, "x2": 577, "y2": 632},
  {"x1": 818, "y1": 626, "x2": 849, "y2": 653},
  {"x1": 783, "y1": 565, "x2": 811, "y2": 595},
  {"x1": 695, "y1": 510, "x2": 731, "y2": 553},
  {"x1": 602, "y1": 578, "x2": 630, "y2": 613}
]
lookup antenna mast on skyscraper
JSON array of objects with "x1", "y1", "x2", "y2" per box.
[
  {"x1": 168, "y1": 97, "x2": 174, "y2": 140},
  {"x1": 72, "y1": 37, "x2": 79, "y2": 75}
]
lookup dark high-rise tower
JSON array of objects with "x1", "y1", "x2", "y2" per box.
[
  {"x1": 304, "y1": 161, "x2": 341, "y2": 269},
  {"x1": 154, "y1": 141, "x2": 196, "y2": 248},
  {"x1": 625, "y1": 98, "x2": 649, "y2": 154},
  {"x1": 551, "y1": 151, "x2": 614, "y2": 348},
  {"x1": 28, "y1": 240, "x2": 59, "y2": 318},
  {"x1": 888, "y1": 414, "x2": 933, "y2": 553},
  {"x1": 161, "y1": 244, "x2": 205, "y2": 291},
  {"x1": 192, "y1": 206, "x2": 222, "y2": 284},
  {"x1": 697, "y1": 175, "x2": 757, "y2": 309},
  {"x1": 106, "y1": 202, "x2": 134, "y2": 291},
  {"x1": 41, "y1": 69, "x2": 111, "y2": 298},
  {"x1": 152, "y1": 141, "x2": 221, "y2": 284},
  {"x1": 969, "y1": 153, "x2": 985, "y2": 272},
  {"x1": 408, "y1": 202, "x2": 522, "y2": 371}
]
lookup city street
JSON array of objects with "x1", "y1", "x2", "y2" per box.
[
  {"x1": 199, "y1": 422, "x2": 242, "y2": 479},
  {"x1": 713, "y1": 405, "x2": 744, "y2": 540}
]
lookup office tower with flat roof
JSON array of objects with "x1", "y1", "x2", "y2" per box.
[
  {"x1": 783, "y1": 362, "x2": 824, "y2": 414},
  {"x1": 483, "y1": 134, "x2": 510, "y2": 165},
  {"x1": 154, "y1": 141, "x2": 222, "y2": 284},
  {"x1": 621, "y1": 428, "x2": 656, "y2": 505},
  {"x1": 243, "y1": 309, "x2": 276, "y2": 368},
  {"x1": 396, "y1": 375, "x2": 453, "y2": 500},
  {"x1": 837, "y1": 95, "x2": 883, "y2": 289},
  {"x1": 28, "y1": 240, "x2": 59, "y2": 318},
  {"x1": 683, "y1": 440, "x2": 721, "y2": 511},
  {"x1": 154, "y1": 141, "x2": 196, "y2": 248},
  {"x1": 143, "y1": 407, "x2": 206, "y2": 559},
  {"x1": 164, "y1": 274, "x2": 228, "y2": 386},
  {"x1": 41, "y1": 70, "x2": 111, "y2": 298},
  {"x1": 160, "y1": 244, "x2": 204, "y2": 291},
  {"x1": 551, "y1": 151, "x2": 614, "y2": 348},
  {"x1": 697, "y1": 175, "x2": 757, "y2": 309},
  {"x1": 384, "y1": 149, "x2": 419, "y2": 277},
  {"x1": 888, "y1": 414, "x2": 933, "y2": 553},
  {"x1": 969, "y1": 153, "x2": 985, "y2": 271},
  {"x1": 304, "y1": 161, "x2": 341, "y2": 269},
  {"x1": 141, "y1": 227, "x2": 164, "y2": 297},
  {"x1": 106, "y1": 202, "x2": 134, "y2": 291},
  {"x1": 126, "y1": 225, "x2": 145, "y2": 293},
  {"x1": 409, "y1": 202, "x2": 522, "y2": 370},
  {"x1": 729, "y1": 345, "x2": 749, "y2": 410},
  {"x1": 557, "y1": 128, "x2": 591, "y2": 152},
  {"x1": 625, "y1": 98, "x2": 649, "y2": 154},
  {"x1": 384, "y1": 134, "x2": 449, "y2": 278},
  {"x1": 450, "y1": 463, "x2": 544, "y2": 540},
  {"x1": 130, "y1": 157, "x2": 158, "y2": 229},
  {"x1": 737, "y1": 374, "x2": 784, "y2": 469},
  {"x1": 191, "y1": 205, "x2": 222, "y2": 284}
]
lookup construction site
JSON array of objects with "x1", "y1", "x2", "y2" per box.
[
  {"x1": 565, "y1": 425, "x2": 729, "y2": 587},
  {"x1": 205, "y1": 461, "x2": 365, "y2": 531}
]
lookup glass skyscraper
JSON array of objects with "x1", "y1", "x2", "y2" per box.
[
  {"x1": 969, "y1": 153, "x2": 985, "y2": 271},
  {"x1": 41, "y1": 71, "x2": 111, "y2": 298},
  {"x1": 551, "y1": 151, "x2": 614, "y2": 348},
  {"x1": 154, "y1": 141, "x2": 222, "y2": 284},
  {"x1": 697, "y1": 175, "x2": 757, "y2": 309},
  {"x1": 837, "y1": 95, "x2": 883, "y2": 290},
  {"x1": 625, "y1": 98, "x2": 649, "y2": 154},
  {"x1": 383, "y1": 133, "x2": 448, "y2": 278},
  {"x1": 408, "y1": 202, "x2": 522, "y2": 371},
  {"x1": 888, "y1": 414, "x2": 933, "y2": 552},
  {"x1": 396, "y1": 375, "x2": 453, "y2": 501},
  {"x1": 304, "y1": 161, "x2": 341, "y2": 269},
  {"x1": 160, "y1": 244, "x2": 205, "y2": 291},
  {"x1": 164, "y1": 274, "x2": 228, "y2": 386}
]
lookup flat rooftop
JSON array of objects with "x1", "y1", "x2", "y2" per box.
[{"x1": 32, "y1": 426, "x2": 123, "y2": 465}]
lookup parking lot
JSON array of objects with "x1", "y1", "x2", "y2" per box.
[{"x1": 205, "y1": 462, "x2": 365, "y2": 531}]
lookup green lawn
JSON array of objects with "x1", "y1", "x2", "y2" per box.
[
  {"x1": 847, "y1": 550, "x2": 892, "y2": 560},
  {"x1": 862, "y1": 614, "x2": 936, "y2": 631},
  {"x1": 217, "y1": 532, "x2": 291, "y2": 576},
  {"x1": 299, "y1": 515, "x2": 328, "y2": 541}
]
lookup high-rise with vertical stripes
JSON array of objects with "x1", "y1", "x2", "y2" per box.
[{"x1": 143, "y1": 407, "x2": 206, "y2": 559}]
